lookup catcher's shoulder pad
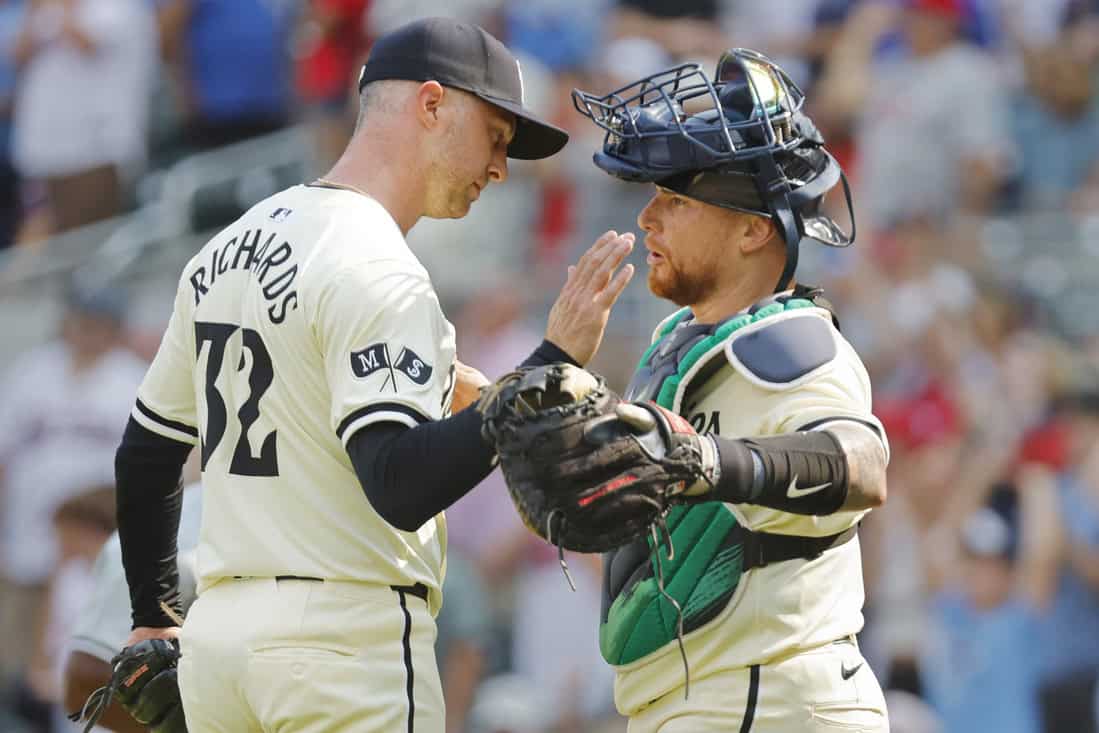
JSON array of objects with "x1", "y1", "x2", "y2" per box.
[{"x1": 724, "y1": 300, "x2": 838, "y2": 390}]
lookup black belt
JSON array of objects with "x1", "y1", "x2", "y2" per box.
[
  {"x1": 738, "y1": 525, "x2": 858, "y2": 572},
  {"x1": 263, "y1": 576, "x2": 429, "y2": 603},
  {"x1": 390, "y1": 583, "x2": 429, "y2": 602}
]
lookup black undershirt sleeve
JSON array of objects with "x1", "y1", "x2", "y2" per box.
[
  {"x1": 115, "y1": 416, "x2": 192, "y2": 629},
  {"x1": 521, "y1": 339, "x2": 577, "y2": 369},
  {"x1": 347, "y1": 339, "x2": 578, "y2": 531}
]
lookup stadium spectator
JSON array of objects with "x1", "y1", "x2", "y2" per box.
[
  {"x1": 609, "y1": 0, "x2": 729, "y2": 60},
  {"x1": 999, "y1": 0, "x2": 1078, "y2": 49},
  {"x1": 503, "y1": 0, "x2": 610, "y2": 73},
  {"x1": 157, "y1": 0, "x2": 296, "y2": 150},
  {"x1": 17, "y1": 486, "x2": 116, "y2": 733},
  {"x1": 10, "y1": 0, "x2": 156, "y2": 233},
  {"x1": 0, "y1": 0, "x2": 25, "y2": 250},
  {"x1": 446, "y1": 285, "x2": 542, "y2": 568},
  {"x1": 468, "y1": 674, "x2": 551, "y2": 733},
  {"x1": 1009, "y1": 39, "x2": 1099, "y2": 211},
  {"x1": 295, "y1": 0, "x2": 371, "y2": 171},
  {"x1": 510, "y1": 551, "x2": 617, "y2": 731},
  {"x1": 0, "y1": 283, "x2": 145, "y2": 686},
  {"x1": 920, "y1": 484, "x2": 1058, "y2": 733},
  {"x1": 863, "y1": 381, "x2": 964, "y2": 692},
  {"x1": 435, "y1": 550, "x2": 492, "y2": 733},
  {"x1": 725, "y1": 0, "x2": 831, "y2": 87},
  {"x1": 63, "y1": 479, "x2": 200, "y2": 733},
  {"x1": 885, "y1": 689, "x2": 944, "y2": 733},
  {"x1": 801, "y1": 0, "x2": 862, "y2": 92},
  {"x1": 1034, "y1": 386, "x2": 1099, "y2": 733},
  {"x1": 366, "y1": 0, "x2": 502, "y2": 36},
  {"x1": 1061, "y1": 0, "x2": 1099, "y2": 214},
  {"x1": 1061, "y1": 0, "x2": 1099, "y2": 62},
  {"x1": 816, "y1": 0, "x2": 1014, "y2": 233}
]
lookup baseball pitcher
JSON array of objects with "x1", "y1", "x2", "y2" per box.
[{"x1": 109, "y1": 17, "x2": 634, "y2": 733}]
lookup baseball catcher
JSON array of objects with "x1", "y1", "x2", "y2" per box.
[{"x1": 483, "y1": 46, "x2": 891, "y2": 732}]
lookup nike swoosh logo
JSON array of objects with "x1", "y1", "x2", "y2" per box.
[
  {"x1": 841, "y1": 662, "x2": 863, "y2": 680},
  {"x1": 786, "y1": 474, "x2": 831, "y2": 498}
]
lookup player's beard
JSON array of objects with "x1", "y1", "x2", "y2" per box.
[
  {"x1": 647, "y1": 255, "x2": 719, "y2": 307},
  {"x1": 423, "y1": 161, "x2": 474, "y2": 219},
  {"x1": 424, "y1": 127, "x2": 478, "y2": 219}
]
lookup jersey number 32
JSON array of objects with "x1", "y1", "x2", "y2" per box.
[{"x1": 196, "y1": 321, "x2": 279, "y2": 477}]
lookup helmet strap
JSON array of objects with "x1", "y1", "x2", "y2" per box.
[
  {"x1": 755, "y1": 153, "x2": 801, "y2": 293},
  {"x1": 773, "y1": 204, "x2": 800, "y2": 293},
  {"x1": 838, "y1": 168, "x2": 856, "y2": 245}
]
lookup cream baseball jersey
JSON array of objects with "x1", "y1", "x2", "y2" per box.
[
  {"x1": 131, "y1": 185, "x2": 457, "y2": 613},
  {"x1": 611, "y1": 302, "x2": 888, "y2": 716}
]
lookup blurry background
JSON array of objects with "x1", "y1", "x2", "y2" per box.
[{"x1": 1, "y1": 0, "x2": 1098, "y2": 731}]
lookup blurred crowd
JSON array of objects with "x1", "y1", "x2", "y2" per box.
[{"x1": 2, "y1": 0, "x2": 1099, "y2": 732}]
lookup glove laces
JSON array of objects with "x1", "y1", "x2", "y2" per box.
[
  {"x1": 546, "y1": 508, "x2": 578, "y2": 592},
  {"x1": 68, "y1": 681, "x2": 116, "y2": 732},
  {"x1": 648, "y1": 512, "x2": 692, "y2": 700}
]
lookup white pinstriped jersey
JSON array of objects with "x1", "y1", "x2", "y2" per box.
[{"x1": 132, "y1": 185, "x2": 456, "y2": 613}]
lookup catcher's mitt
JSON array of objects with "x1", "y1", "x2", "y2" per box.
[
  {"x1": 69, "y1": 638, "x2": 187, "y2": 733},
  {"x1": 478, "y1": 363, "x2": 715, "y2": 553}
]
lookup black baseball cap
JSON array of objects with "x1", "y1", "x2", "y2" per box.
[{"x1": 357, "y1": 17, "x2": 569, "y2": 160}]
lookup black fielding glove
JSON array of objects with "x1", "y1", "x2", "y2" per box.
[
  {"x1": 69, "y1": 638, "x2": 187, "y2": 733},
  {"x1": 478, "y1": 363, "x2": 715, "y2": 553}
]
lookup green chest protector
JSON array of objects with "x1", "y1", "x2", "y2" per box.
[{"x1": 599, "y1": 294, "x2": 847, "y2": 668}]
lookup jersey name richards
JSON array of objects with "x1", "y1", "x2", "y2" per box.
[{"x1": 131, "y1": 185, "x2": 457, "y2": 612}]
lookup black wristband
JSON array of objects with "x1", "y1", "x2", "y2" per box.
[{"x1": 712, "y1": 437, "x2": 759, "y2": 503}]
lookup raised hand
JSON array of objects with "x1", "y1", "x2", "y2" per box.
[{"x1": 545, "y1": 230, "x2": 635, "y2": 366}]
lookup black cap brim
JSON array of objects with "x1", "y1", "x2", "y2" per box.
[{"x1": 477, "y1": 94, "x2": 569, "y2": 160}]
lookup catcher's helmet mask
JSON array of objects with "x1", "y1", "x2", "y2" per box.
[{"x1": 572, "y1": 48, "x2": 855, "y2": 292}]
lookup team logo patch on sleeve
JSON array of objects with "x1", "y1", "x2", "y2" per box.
[
  {"x1": 350, "y1": 343, "x2": 433, "y2": 389},
  {"x1": 393, "y1": 347, "x2": 432, "y2": 385},
  {"x1": 351, "y1": 344, "x2": 389, "y2": 378}
]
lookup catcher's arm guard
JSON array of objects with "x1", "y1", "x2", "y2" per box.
[{"x1": 69, "y1": 639, "x2": 188, "y2": 733}]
